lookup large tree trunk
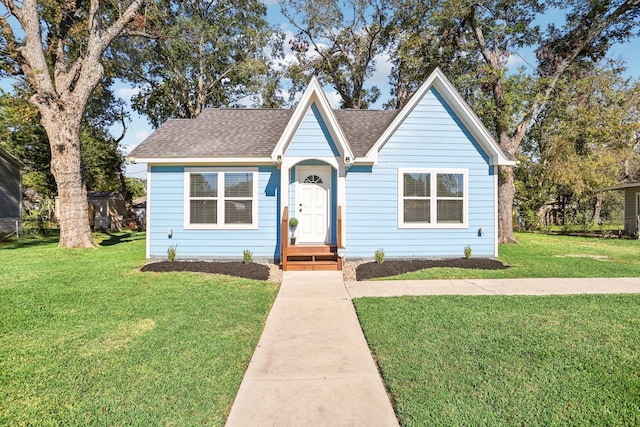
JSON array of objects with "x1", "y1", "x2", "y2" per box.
[
  {"x1": 498, "y1": 165, "x2": 517, "y2": 244},
  {"x1": 44, "y1": 111, "x2": 96, "y2": 248}
]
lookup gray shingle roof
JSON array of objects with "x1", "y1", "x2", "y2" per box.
[
  {"x1": 129, "y1": 109, "x2": 294, "y2": 158},
  {"x1": 334, "y1": 110, "x2": 400, "y2": 156},
  {"x1": 128, "y1": 108, "x2": 401, "y2": 160}
]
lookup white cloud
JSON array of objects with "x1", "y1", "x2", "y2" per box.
[
  {"x1": 135, "y1": 130, "x2": 151, "y2": 142},
  {"x1": 116, "y1": 87, "x2": 141, "y2": 100},
  {"x1": 506, "y1": 53, "x2": 527, "y2": 70},
  {"x1": 325, "y1": 91, "x2": 342, "y2": 109}
]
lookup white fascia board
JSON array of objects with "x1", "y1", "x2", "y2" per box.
[
  {"x1": 270, "y1": 77, "x2": 354, "y2": 162},
  {"x1": 362, "y1": 68, "x2": 515, "y2": 167},
  {"x1": 127, "y1": 157, "x2": 273, "y2": 165}
]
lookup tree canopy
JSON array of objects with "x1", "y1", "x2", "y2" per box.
[{"x1": 115, "y1": 0, "x2": 281, "y2": 127}]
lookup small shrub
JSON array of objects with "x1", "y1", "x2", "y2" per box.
[
  {"x1": 243, "y1": 249, "x2": 253, "y2": 264},
  {"x1": 375, "y1": 248, "x2": 385, "y2": 264},
  {"x1": 289, "y1": 217, "x2": 299, "y2": 228},
  {"x1": 464, "y1": 245, "x2": 472, "y2": 259},
  {"x1": 167, "y1": 244, "x2": 177, "y2": 262}
]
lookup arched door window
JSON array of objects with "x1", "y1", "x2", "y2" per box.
[{"x1": 304, "y1": 175, "x2": 323, "y2": 184}]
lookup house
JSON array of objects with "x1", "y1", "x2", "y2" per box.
[
  {"x1": 128, "y1": 68, "x2": 515, "y2": 270},
  {"x1": 598, "y1": 182, "x2": 640, "y2": 236},
  {"x1": 0, "y1": 145, "x2": 23, "y2": 235},
  {"x1": 87, "y1": 191, "x2": 126, "y2": 230}
]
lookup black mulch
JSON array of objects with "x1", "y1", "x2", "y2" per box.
[
  {"x1": 356, "y1": 258, "x2": 509, "y2": 281},
  {"x1": 140, "y1": 261, "x2": 270, "y2": 281}
]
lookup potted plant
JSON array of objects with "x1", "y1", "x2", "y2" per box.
[{"x1": 289, "y1": 217, "x2": 298, "y2": 244}]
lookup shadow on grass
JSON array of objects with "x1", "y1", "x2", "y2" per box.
[
  {"x1": 97, "y1": 231, "x2": 146, "y2": 247},
  {"x1": 0, "y1": 235, "x2": 60, "y2": 249}
]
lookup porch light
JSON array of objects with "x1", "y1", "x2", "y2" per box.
[
  {"x1": 337, "y1": 246, "x2": 346, "y2": 258},
  {"x1": 276, "y1": 154, "x2": 282, "y2": 162},
  {"x1": 478, "y1": 227, "x2": 484, "y2": 236},
  {"x1": 168, "y1": 228, "x2": 173, "y2": 238},
  {"x1": 345, "y1": 157, "x2": 350, "y2": 163}
]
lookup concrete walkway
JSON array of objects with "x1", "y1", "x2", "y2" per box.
[
  {"x1": 226, "y1": 274, "x2": 640, "y2": 426},
  {"x1": 346, "y1": 277, "x2": 640, "y2": 298},
  {"x1": 225, "y1": 271, "x2": 399, "y2": 427}
]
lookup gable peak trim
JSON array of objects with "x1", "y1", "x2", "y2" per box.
[
  {"x1": 270, "y1": 77, "x2": 354, "y2": 166},
  {"x1": 360, "y1": 68, "x2": 515, "y2": 166}
]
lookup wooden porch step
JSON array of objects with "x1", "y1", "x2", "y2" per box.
[
  {"x1": 283, "y1": 244, "x2": 341, "y2": 271},
  {"x1": 287, "y1": 245, "x2": 337, "y2": 255},
  {"x1": 285, "y1": 260, "x2": 340, "y2": 271}
]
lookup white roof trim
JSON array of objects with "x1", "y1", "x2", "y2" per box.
[
  {"x1": 270, "y1": 76, "x2": 354, "y2": 163},
  {"x1": 126, "y1": 157, "x2": 274, "y2": 165},
  {"x1": 360, "y1": 68, "x2": 515, "y2": 166}
]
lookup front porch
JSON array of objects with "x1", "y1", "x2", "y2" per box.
[{"x1": 281, "y1": 206, "x2": 343, "y2": 271}]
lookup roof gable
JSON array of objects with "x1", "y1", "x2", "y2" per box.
[
  {"x1": 271, "y1": 77, "x2": 354, "y2": 165},
  {"x1": 360, "y1": 68, "x2": 515, "y2": 166},
  {"x1": 285, "y1": 103, "x2": 342, "y2": 157}
]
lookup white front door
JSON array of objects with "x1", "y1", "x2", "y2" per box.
[{"x1": 296, "y1": 166, "x2": 331, "y2": 244}]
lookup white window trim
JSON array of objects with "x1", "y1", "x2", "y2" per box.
[
  {"x1": 398, "y1": 168, "x2": 468, "y2": 229},
  {"x1": 184, "y1": 167, "x2": 259, "y2": 230}
]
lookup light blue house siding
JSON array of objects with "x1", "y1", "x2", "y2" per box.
[
  {"x1": 285, "y1": 104, "x2": 341, "y2": 158},
  {"x1": 345, "y1": 87, "x2": 497, "y2": 259},
  {"x1": 148, "y1": 165, "x2": 280, "y2": 260}
]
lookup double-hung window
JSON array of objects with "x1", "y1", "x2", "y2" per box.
[
  {"x1": 185, "y1": 168, "x2": 258, "y2": 229},
  {"x1": 398, "y1": 168, "x2": 467, "y2": 228}
]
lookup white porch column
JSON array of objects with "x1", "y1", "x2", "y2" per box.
[
  {"x1": 338, "y1": 163, "x2": 347, "y2": 247},
  {"x1": 280, "y1": 159, "x2": 293, "y2": 217}
]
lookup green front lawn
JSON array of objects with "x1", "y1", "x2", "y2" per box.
[
  {"x1": 0, "y1": 233, "x2": 278, "y2": 425},
  {"x1": 355, "y1": 294, "x2": 640, "y2": 426},
  {"x1": 385, "y1": 232, "x2": 640, "y2": 280}
]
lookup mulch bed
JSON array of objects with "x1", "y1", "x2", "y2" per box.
[
  {"x1": 356, "y1": 258, "x2": 509, "y2": 281},
  {"x1": 141, "y1": 258, "x2": 508, "y2": 282},
  {"x1": 140, "y1": 261, "x2": 270, "y2": 281}
]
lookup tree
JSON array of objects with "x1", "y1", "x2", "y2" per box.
[
  {"x1": 280, "y1": 0, "x2": 392, "y2": 109},
  {"x1": 0, "y1": 0, "x2": 145, "y2": 247},
  {"x1": 519, "y1": 63, "x2": 640, "y2": 226},
  {"x1": 1, "y1": 82, "x2": 131, "y2": 197},
  {"x1": 389, "y1": 0, "x2": 640, "y2": 242},
  {"x1": 116, "y1": 0, "x2": 280, "y2": 127}
]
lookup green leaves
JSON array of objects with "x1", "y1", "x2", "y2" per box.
[{"x1": 118, "y1": 0, "x2": 280, "y2": 126}]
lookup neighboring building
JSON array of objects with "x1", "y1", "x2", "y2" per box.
[
  {"x1": 56, "y1": 191, "x2": 127, "y2": 231},
  {"x1": 132, "y1": 195, "x2": 147, "y2": 228},
  {"x1": 128, "y1": 68, "x2": 515, "y2": 270},
  {"x1": 0, "y1": 145, "x2": 23, "y2": 235},
  {"x1": 87, "y1": 192, "x2": 126, "y2": 230},
  {"x1": 598, "y1": 183, "x2": 640, "y2": 236}
]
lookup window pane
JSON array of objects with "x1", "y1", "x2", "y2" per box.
[
  {"x1": 404, "y1": 173, "x2": 430, "y2": 197},
  {"x1": 225, "y1": 200, "x2": 252, "y2": 224},
  {"x1": 190, "y1": 200, "x2": 217, "y2": 224},
  {"x1": 437, "y1": 200, "x2": 463, "y2": 223},
  {"x1": 404, "y1": 199, "x2": 430, "y2": 223},
  {"x1": 191, "y1": 173, "x2": 217, "y2": 197},
  {"x1": 225, "y1": 173, "x2": 253, "y2": 197},
  {"x1": 437, "y1": 174, "x2": 463, "y2": 197}
]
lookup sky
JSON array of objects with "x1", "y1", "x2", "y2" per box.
[{"x1": 2, "y1": 2, "x2": 639, "y2": 180}]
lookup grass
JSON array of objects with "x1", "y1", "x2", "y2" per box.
[
  {"x1": 0, "y1": 232, "x2": 278, "y2": 426},
  {"x1": 355, "y1": 294, "x2": 640, "y2": 426},
  {"x1": 386, "y1": 232, "x2": 640, "y2": 280}
]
